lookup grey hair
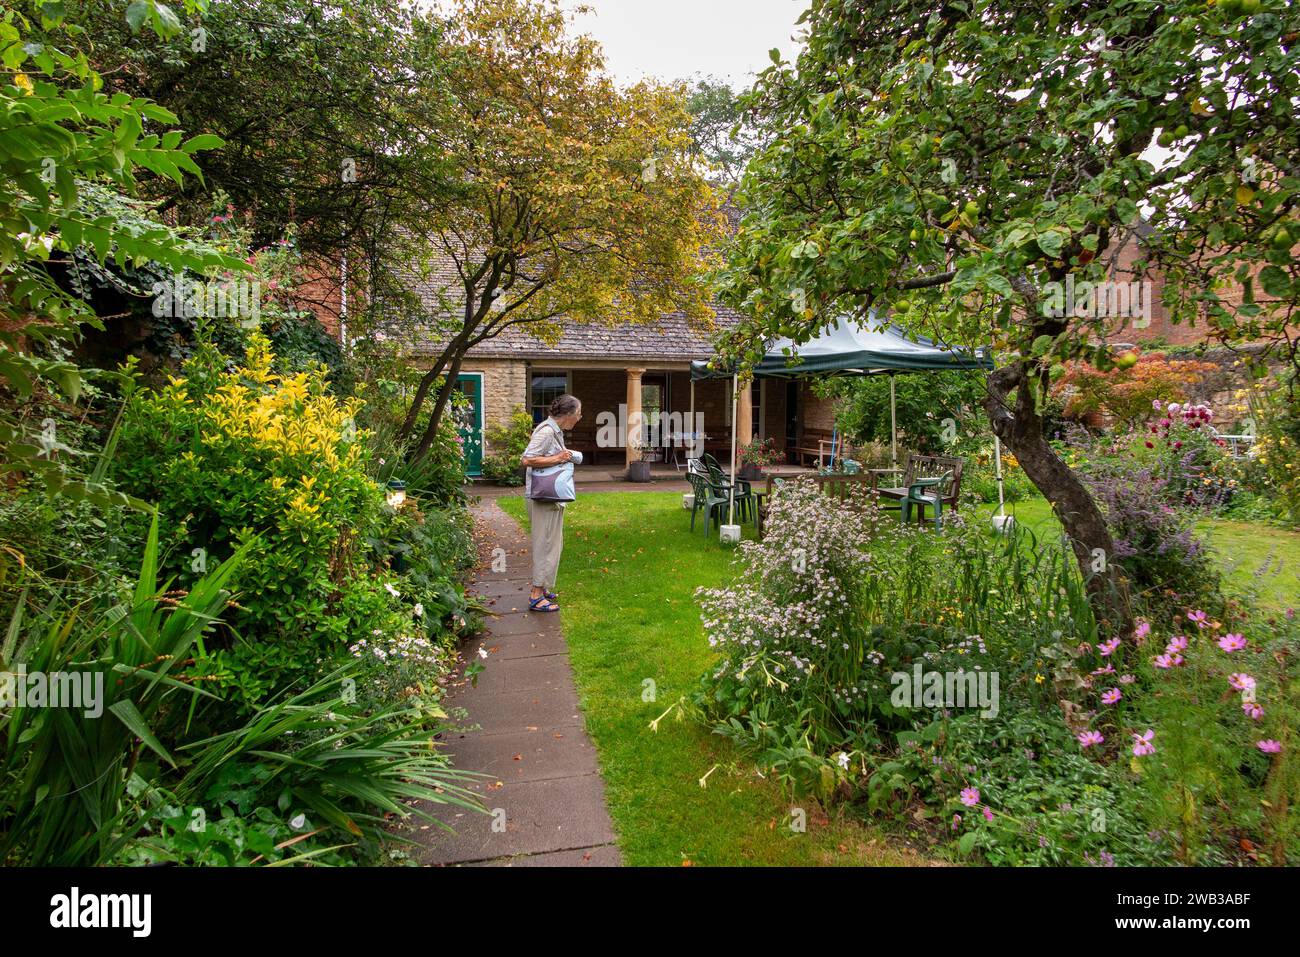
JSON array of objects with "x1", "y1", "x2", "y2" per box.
[{"x1": 549, "y1": 394, "x2": 581, "y2": 418}]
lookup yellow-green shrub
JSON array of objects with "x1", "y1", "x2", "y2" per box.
[{"x1": 115, "y1": 336, "x2": 395, "y2": 706}]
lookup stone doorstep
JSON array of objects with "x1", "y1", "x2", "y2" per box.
[{"x1": 413, "y1": 773, "x2": 618, "y2": 865}]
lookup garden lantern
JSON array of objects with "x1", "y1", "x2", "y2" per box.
[{"x1": 386, "y1": 479, "x2": 407, "y2": 509}]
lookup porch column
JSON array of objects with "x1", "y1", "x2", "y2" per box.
[
  {"x1": 625, "y1": 367, "x2": 645, "y2": 471},
  {"x1": 737, "y1": 380, "x2": 754, "y2": 447}
]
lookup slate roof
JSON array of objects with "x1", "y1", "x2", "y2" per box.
[{"x1": 404, "y1": 251, "x2": 741, "y2": 362}]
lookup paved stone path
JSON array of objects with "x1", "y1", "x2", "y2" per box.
[{"x1": 407, "y1": 499, "x2": 622, "y2": 867}]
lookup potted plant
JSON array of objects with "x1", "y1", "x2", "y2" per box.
[
  {"x1": 627, "y1": 438, "x2": 653, "y2": 482},
  {"x1": 738, "y1": 437, "x2": 779, "y2": 480}
]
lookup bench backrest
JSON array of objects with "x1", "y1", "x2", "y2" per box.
[{"x1": 903, "y1": 453, "x2": 964, "y2": 505}]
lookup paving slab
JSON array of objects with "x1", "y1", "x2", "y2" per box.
[
  {"x1": 465, "y1": 844, "x2": 623, "y2": 868},
  {"x1": 475, "y1": 630, "x2": 566, "y2": 661},
  {"x1": 437, "y1": 726, "x2": 601, "y2": 783},
  {"x1": 401, "y1": 500, "x2": 622, "y2": 867},
  {"x1": 481, "y1": 610, "x2": 562, "y2": 638},
  {"x1": 413, "y1": 773, "x2": 618, "y2": 865},
  {"x1": 465, "y1": 651, "x2": 576, "y2": 696}
]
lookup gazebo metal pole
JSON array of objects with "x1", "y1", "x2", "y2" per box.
[
  {"x1": 728, "y1": 372, "x2": 739, "y2": 526},
  {"x1": 994, "y1": 433, "x2": 1007, "y2": 518},
  {"x1": 689, "y1": 378, "x2": 695, "y2": 460},
  {"x1": 890, "y1": 373, "x2": 898, "y2": 471}
]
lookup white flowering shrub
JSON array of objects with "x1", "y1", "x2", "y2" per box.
[{"x1": 693, "y1": 478, "x2": 1099, "y2": 797}]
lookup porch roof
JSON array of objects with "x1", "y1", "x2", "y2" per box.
[{"x1": 401, "y1": 253, "x2": 744, "y2": 363}]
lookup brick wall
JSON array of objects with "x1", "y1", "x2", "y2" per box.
[
  {"x1": 292, "y1": 257, "x2": 345, "y2": 335},
  {"x1": 800, "y1": 381, "x2": 838, "y2": 433}
]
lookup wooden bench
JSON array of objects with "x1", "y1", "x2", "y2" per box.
[
  {"x1": 874, "y1": 453, "x2": 965, "y2": 523},
  {"x1": 565, "y1": 426, "x2": 603, "y2": 466},
  {"x1": 790, "y1": 428, "x2": 852, "y2": 468}
]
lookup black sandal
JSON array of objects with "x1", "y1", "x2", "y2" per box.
[{"x1": 529, "y1": 595, "x2": 560, "y2": 613}]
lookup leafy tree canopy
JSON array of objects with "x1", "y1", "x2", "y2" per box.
[{"x1": 713, "y1": 0, "x2": 1300, "y2": 632}]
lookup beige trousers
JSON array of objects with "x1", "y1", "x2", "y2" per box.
[{"x1": 527, "y1": 499, "x2": 566, "y2": 591}]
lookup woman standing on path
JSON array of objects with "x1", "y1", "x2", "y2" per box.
[{"x1": 520, "y1": 394, "x2": 583, "y2": 612}]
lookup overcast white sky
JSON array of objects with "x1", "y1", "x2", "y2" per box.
[{"x1": 564, "y1": 0, "x2": 806, "y2": 87}]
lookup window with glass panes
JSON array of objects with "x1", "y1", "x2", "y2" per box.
[{"x1": 529, "y1": 372, "x2": 569, "y2": 423}]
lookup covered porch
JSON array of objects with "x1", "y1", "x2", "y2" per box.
[{"x1": 524, "y1": 360, "x2": 832, "y2": 471}]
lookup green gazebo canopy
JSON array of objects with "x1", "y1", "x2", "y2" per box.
[{"x1": 690, "y1": 314, "x2": 993, "y2": 380}]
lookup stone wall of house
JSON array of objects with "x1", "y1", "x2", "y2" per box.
[{"x1": 459, "y1": 359, "x2": 529, "y2": 440}]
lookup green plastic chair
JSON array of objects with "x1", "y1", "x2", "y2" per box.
[
  {"x1": 704, "y1": 460, "x2": 754, "y2": 524},
  {"x1": 900, "y1": 471, "x2": 953, "y2": 530},
  {"x1": 687, "y1": 470, "x2": 732, "y2": 536}
]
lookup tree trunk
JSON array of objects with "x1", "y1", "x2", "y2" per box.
[
  {"x1": 396, "y1": 353, "x2": 449, "y2": 444},
  {"x1": 411, "y1": 349, "x2": 467, "y2": 462},
  {"x1": 983, "y1": 360, "x2": 1132, "y2": 638}
]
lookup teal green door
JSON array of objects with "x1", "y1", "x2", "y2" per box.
[{"x1": 454, "y1": 373, "x2": 484, "y2": 477}]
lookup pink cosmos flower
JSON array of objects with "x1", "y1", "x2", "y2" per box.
[
  {"x1": 982, "y1": 806, "x2": 994, "y2": 822},
  {"x1": 1102, "y1": 688, "x2": 1122, "y2": 705},
  {"x1": 1166, "y1": 635, "x2": 1188, "y2": 653},
  {"x1": 1154, "y1": 653, "x2": 1184, "y2": 669},
  {"x1": 1243, "y1": 702, "x2": 1264, "y2": 721},
  {"x1": 1134, "y1": 620, "x2": 1151, "y2": 641},
  {"x1": 1257, "y1": 740, "x2": 1282, "y2": 754},
  {"x1": 959, "y1": 787, "x2": 980, "y2": 807},
  {"x1": 1092, "y1": 664, "x2": 1115, "y2": 676},
  {"x1": 1218, "y1": 633, "x2": 1247, "y2": 652},
  {"x1": 1098, "y1": 637, "x2": 1121, "y2": 657},
  {"x1": 1077, "y1": 730, "x2": 1104, "y2": 748},
  {"x1": 952, "y1": 814, "x2": 961, "y2": 831},
  {"x1": 1228, "y1": 673, "x2": 1256, "y2": 692},
  {"x1": 1119, "y1": 674, "x2": 1136, "y2": 685},
  {"x1": 1132, "y1": 730, "x2": 1156, "y2": 757},
  {"x1": 1187, "y1": 610, "x2": 1209, "y2": 628}
]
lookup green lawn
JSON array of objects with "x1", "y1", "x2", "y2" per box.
[
  {"x1": 496, "y1": 492, "x2": 935, "y2": 866},
  {"x1": 980, "y1": 497, "x2": 1300, "y2": 612},
  {"x1": 495, "y1": 490, "x2": 1299, "y2": 866}
]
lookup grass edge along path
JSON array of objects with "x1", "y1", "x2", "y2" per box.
[{"x1": 496, "y1": 491, "x2": 937, "y2": 867}]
